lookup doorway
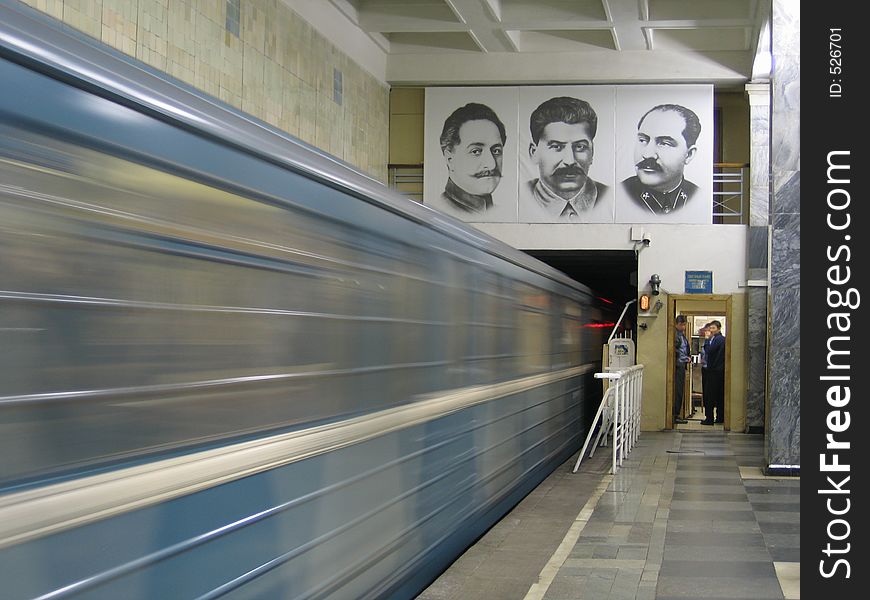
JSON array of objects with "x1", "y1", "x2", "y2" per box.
[{"x1": 666, "y1": 295, "x2": 732, "y2": 430}]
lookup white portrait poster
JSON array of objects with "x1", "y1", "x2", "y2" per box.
[
  {"x1": 518, "y1": 86, "x2": 616, "y2": 223},
  {"x1": 614, "y1": 85, "x2": 714, "y2": 224},
  {"x1": 423, "y1": 87, "x2": 519, "y2": 223}
]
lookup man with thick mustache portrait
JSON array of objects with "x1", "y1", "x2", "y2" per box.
[
  {"x1": 523, "y1": 96, "x2": 610, "y2": 221},
  {"x1": 429, "y1": 102, "x2": 506, "y2": 215},
  {"x1": 621, "y1": 103, "x2": 700, "y2": 215}
]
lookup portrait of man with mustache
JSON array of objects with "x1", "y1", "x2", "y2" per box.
[
  {"x1": 429, "y1": 102, "x2": 506, "y2": 215},
  {"x1": 621, "y1": 103, "x2": 701, "y2": 215},
  {"x1": 523, "y1": 96, "x2": 610, "y2": 222}
]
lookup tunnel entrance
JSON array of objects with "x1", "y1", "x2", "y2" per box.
[{"x1": 522, "y1": 250, "x2": 638, "y2": 308}]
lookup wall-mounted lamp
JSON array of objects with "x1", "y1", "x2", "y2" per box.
[
  {"x1": 639, "y1": 294, "x2": 651, "y2": 311},
  {"x1": 649, "y1": 274, "x2": 661, "y2": 296}
]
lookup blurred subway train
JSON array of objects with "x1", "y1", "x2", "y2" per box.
[{"x1": 0, "y1": 3, "x2": 616, "y2": 599}]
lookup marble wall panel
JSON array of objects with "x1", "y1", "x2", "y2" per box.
[
  {"x1": 749, "y1": 226, "x2": 768, "y2": 269},
  {"x1": 773, "y1": 170, "x2": 799, "y2": 215},
  {"x1": 766, "y1": 0, "x2": 800, "y2": 469},
  {"x1": 770, "y1": 287, "x2": 800, "y2": 348},
  {"x1": 770, "y1": 213, "x2": 800, "y2": 289}
]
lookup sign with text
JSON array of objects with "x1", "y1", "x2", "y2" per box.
[{"x1": 684, "y1": 271, "x2": 713, "y2": 294}]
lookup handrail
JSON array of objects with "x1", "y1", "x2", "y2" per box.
[
  {"x1": 573, "y1": 365, "x2": 644, "y2": 474},
  {"x1": 608, "y1": 299, "x2": 637, "y2": 344}
]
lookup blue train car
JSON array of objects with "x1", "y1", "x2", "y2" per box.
[{"x1": 0, "y1": 2, "x2": 614, "y2": 598}]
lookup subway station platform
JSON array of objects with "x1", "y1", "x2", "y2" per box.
[{"x1": 416, "y1": 430, "x2": 800, "y2": 600}]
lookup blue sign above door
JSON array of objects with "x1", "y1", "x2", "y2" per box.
[{"x1": 685, "y1": 271, "x2": 713, "y2": 294}]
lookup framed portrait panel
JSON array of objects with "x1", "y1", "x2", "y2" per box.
[
  {"x1": 518, "y1": 86, "x2": 616, "y2": 223},
  {"x1": 423, "y1": 87, "x2": 519, "y2": 223},
  {"x1": 614, "y1": 85, "x2": 714, "y2": 224}
]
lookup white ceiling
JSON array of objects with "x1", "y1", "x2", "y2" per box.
[{"x1": 327, "y1": 0, "x2": 771, "y2": 88}]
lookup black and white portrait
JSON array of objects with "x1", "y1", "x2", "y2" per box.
[
  {"x1": 615, "y1": 86, "x2": 713, "y2": 224},
  {"x1": 424, "y1": 88, "x2": 518, "y2": 222},
  {"x1": 518, "y1": 87, "x2": 615, "y2": 223}
]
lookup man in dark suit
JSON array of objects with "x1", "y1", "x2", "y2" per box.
[
  {"x1": 699, "y1": 323, "x2": 712, "y2": 421},
  {"x1": 701, "y1": 320, "x2": 726, "y2": 425},
  {"x1": 673, "y1": 315, "x2": 690, "y2": 424},
  {"x1": 622, "y1": 104, "x2": 701, "y2": 215}
]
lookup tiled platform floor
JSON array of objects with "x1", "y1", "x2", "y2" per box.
[{"x1": 416, "y1": 431, "x2": 799, "y2": 600}]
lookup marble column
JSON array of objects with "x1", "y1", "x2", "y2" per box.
[
  {"x1": 765, "y1": 0, "x2": 800, "y2": 473},
  {"x1": 744, "y1": 84, "x2": 769, "y2": 433}
]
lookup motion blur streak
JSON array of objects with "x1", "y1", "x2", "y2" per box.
[{"x1": 0, "y1": 2, "x2": 617, "y2": 599}]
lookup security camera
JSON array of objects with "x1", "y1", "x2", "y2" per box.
[
  {"x1": 641, "y1": 232, "x2": 652, "y2": 246},
  {"x1": 649, "y1": 274, "x2": 661, "y2": 296}
]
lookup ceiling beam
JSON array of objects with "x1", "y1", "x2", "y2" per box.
[{"x1": 387, "y1": 49, "x2": 751, "y2": 86}]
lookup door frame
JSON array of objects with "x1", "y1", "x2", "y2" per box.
[{"x1": 666, "y1": 294, "x2": 732, "y2": 429}]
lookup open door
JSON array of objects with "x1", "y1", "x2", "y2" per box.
[{"x1": 666, "y1": 295, "x2": 732, "y2": 430}]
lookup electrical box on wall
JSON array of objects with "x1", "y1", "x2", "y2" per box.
[{"x1": 608, "y1": 338, "x2": 636, "y2": 368}]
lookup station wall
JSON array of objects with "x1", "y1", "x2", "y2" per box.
[
  {"x1": 479, "y1": 223, "x2": 749, "y2": 432},
  {"x1": 388, "y1": 86, "x2": 752, "y2": 431},
  {"x1": 20, "y1": 0, "x2": 391, "y2": 182}
]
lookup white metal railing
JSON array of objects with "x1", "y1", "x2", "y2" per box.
[
  {"x1": 387, "y1": 164, "x2": 423, "y2": 202},
  {"x1": 573, "y1": 364, "x2": 644, "y2": 475},
  {"x1": 712, "y1": 163, "x2": 747, "y2": 221}
]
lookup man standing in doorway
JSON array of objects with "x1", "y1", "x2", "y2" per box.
[
  {"x1": 673, "y1": 315, "x2": 690, "y2": 424},
  {"x1": 701, "y1": 320, "x2": 726, "y2": 425},
  {"x1": 699, "y1": 323, "x2": 712, "y2": 421}
]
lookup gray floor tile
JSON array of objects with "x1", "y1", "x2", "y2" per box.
[
  {"x1": 664, "y1": 531, "x2": 767, "y2": 547},
  {"x1": 659, "y1": 559, "x2": 776, "y2": 577},
  {"x1": 750, "y1": 501, "x2": 800, "y2": 511},
  {"x1": 668, "y1": 509, "x2": 756, "y2": 521},
  {"x1": 671, "y1": 491, "x2": 749, "y2": 502},
  {"x1": 767, "y1": 546, "x2": 800, "y2": 561},
  {"x1": 655, "y1": 575, "x2": 785, "y2": 598},
  {"x1": 671, "y1": 500, "x2": 753, "y2": 511},
  {"x1": 673, "y1": 484, "x2": 745, "y2": 493},
  {"x1": 754, "y1": 511, "x2": 800, "y2": 523},
  {"x1": 542, "y1": 575, "x2": 588, "y2": 600},
  {"x1": 675, "y1": 465, "x2": 738, "y2": 473},
  {"x1": 761, "y1": 533, "x2": 801, "y2": 547},
  {"x1": 675, "y1": 456, "x2": 736, "y2": 463},
  {"x1": 744, "y1": 485, "x2": 800, "y2": 495},
  {"x1": 665, "y1": 520, "x2": 761, "y2": 533},
  {"x1": 414, "y1": 431, "x2": 796, "y2": 600},
  {"x1": 654, "y1": 597, "x2": 775, "y2": 600},
  {"x1": 450, "y1": 576, "x2": 530, "y2": 600},
  {"x1": 662, "y1": 545, "x2": 775, "y2": 562}
]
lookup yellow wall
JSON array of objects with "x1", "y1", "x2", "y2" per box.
[
  {"x1": 637, "y1": 293, "x2": 748, "y2": 432},
  {"x1": 714, "y1": 91, "x2": 751, "y2": 164},
  {"x1": 387, "y1": 88, "x2": 749, "y2": 168},
  {"x1": 21, "y1": 0, "x2": 390, "y2": 182},
  {"x1": 389, "y1": 88, "x2": 424, "y2": 165}
]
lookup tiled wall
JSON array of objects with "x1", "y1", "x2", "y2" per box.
[{"x1": 20, "y1": 0, "x2": 390, "y2": 182}]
